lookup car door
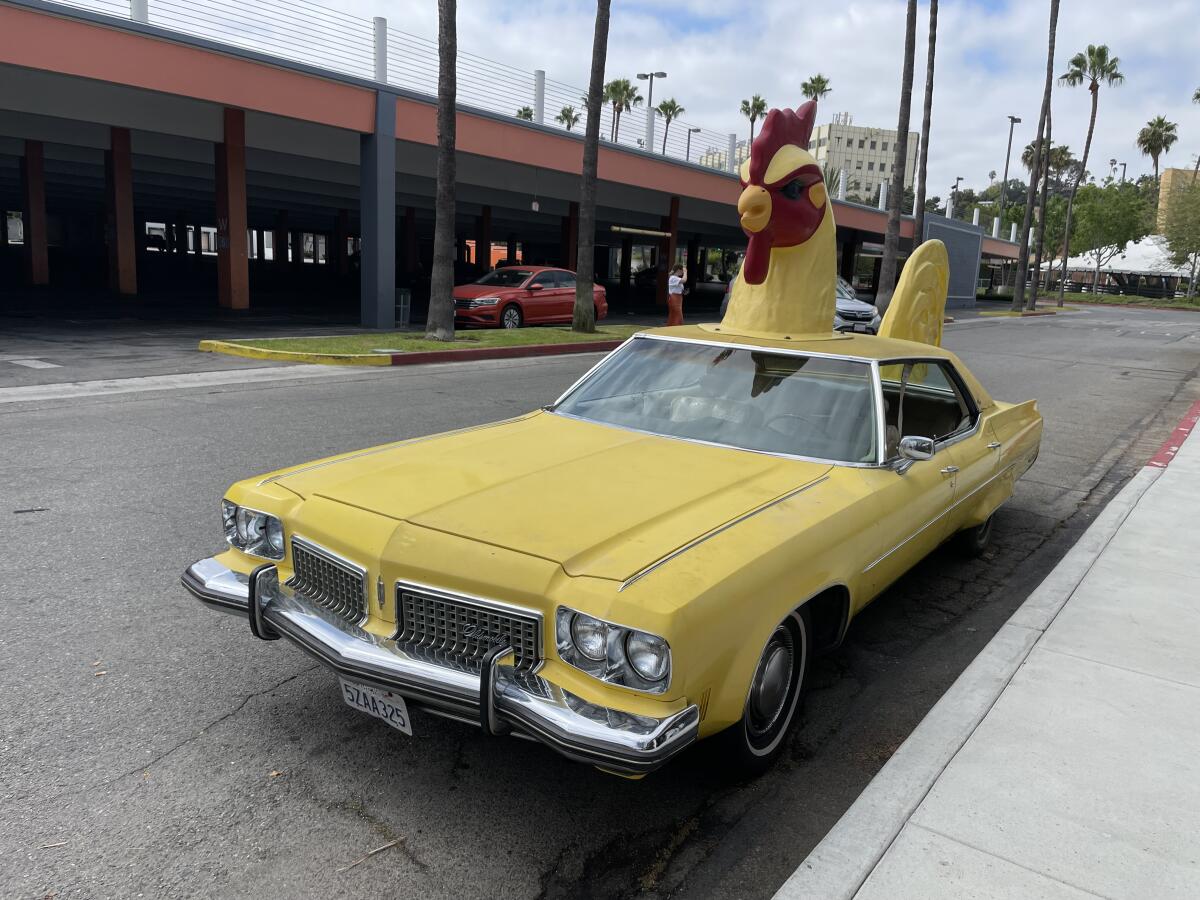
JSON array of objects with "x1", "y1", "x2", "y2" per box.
[
  {"x1": 554, "y1": 271, "x2": 578, "y2": 320},
  {"x1": 525, "y1": 272, "x2": 559, "y2": 323},
  {"x1": 928, "y1": 361, "x2": 994, "y2": 534},
  {"x1": 858, "y1": 360, "x2": 964, "y2": 597}
]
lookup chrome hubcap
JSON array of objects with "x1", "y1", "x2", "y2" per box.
[{"x1": 748, "y1": 626, "x2": 794, "y2": 737}]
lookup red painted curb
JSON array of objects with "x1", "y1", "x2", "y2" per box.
[
  {"x1": 1148, "y1": 397, "x2": 1200, "y2": 469},
  {"x1": 388, "y1": 340, "x2": 624, "y2": 366}
]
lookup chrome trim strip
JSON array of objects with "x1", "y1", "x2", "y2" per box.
[
  {"x1": 620, "y1": 475, "x2": 831, "y2": 592},
  {"x1": 871, "y1": 359, "x2": 887, "y2": 467},
  {"x1": 548, "y1": 335, "x2": 638, "y2": 408},
  {"x1": 181, "y1": 558, "x2": 250, "y2": 615},
  {"x1": 258, "y1": 415, "x2": 531, "y2": 486},
  {"x1": 862, "y1": 461, "x2": 1018, "y2": 574},
  {"x1": 634, "y1": 332, "x2": 878, "y2": 364}
]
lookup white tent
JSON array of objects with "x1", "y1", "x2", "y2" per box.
[{"x1": 1041, "y1": 234, "x2": 1190, "y2": 277}]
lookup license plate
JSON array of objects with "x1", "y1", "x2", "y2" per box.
[
  {"x1": 853, "y1": 323, "x2": 871, "y2": 333},
  {"x1": 339, "y1": 678, "x2": 412, "y2": 735}
]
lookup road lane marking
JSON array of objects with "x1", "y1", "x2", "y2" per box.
[
  {"x1": 0, "y1": 365, "x2": 359, "y2": 404},
  {"x1": 7, "y1": 358, "x2": 62, "y2": 369}
]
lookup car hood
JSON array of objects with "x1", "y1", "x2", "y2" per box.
[
  {"x1": 452, "y1": 283, "x2": 520, "y2": 298},
  {"x1": 836, "y1": 296, "x2": 877, "y2": 314},
  {"x1": 267, "y1": 412, "x2": 831, "y2": 582}
]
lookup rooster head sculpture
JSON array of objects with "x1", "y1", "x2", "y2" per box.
[{"x1": 718, "y1": 99, "x2": 839, "y2": 338}]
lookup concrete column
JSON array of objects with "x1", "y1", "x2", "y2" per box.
[
  {"x1": 20, "y1": 140, "x2": 49, "y2": 285},
  {"x1": 534, "y1": 70, "x2": 545, "y2": 125},
  {"x1": 727, "y1": 134, "x2": 737, "y2": 174},
  {"x1": 871, "y1": 256, "x2": 883, "y2": 299},
  {"x1": 475, "y1": 205, "x2": 492, "y2": 270},
  {"x1": 214, "y1": 108, "x2": 249, "y2": 309},
  {"x1": 291, "y1": 231, "x2": 305, "y2": 270},
  {"x1": 130, "y1": 0, "x2": 148, "y2": 23},
  {"x1": 254, "y1": 227, "x2": 266, "y2": 261},
  {"x1": 373, "y1": 17, "x2": 387, "y2": 83},
  {"x1": 840, "y1": 235, "x2": 858, "y2": 282},
  {"x1": 335, "y1": 208, "x2": 350, "y2": 276},
  {"x1": 992, "y1": 217, "x2": 1001, "y2": 239},
  {"x1": 506, "y1": 232, "x2": 517, "y2": 265},
  {"x1": 686, "y1": 236, "x2": 700, "y2": 293},
  {"x1": 561, "y1": 201, "x2": 578, "y2": 269},
  {"x1": 105, "y1": 127, "x2": 137, "y2": 295},
  {"x1": 1010, "y1": 222, "x2": 1018, "y2": 243},
  {"x1": 972, "y1": 208, "x2": 981, "y2": 227},
  {"x1": 404, "y1": 206, "x2": 418, "y2": 272},
  {"x1": 173, "y1": 211, "x2": 187, "y2": 256},
  {"x1": 619, "y1": 235, "x2": 633, "y2": 294},
  {"x1": 360, "y1": 90, "x2": 397, "y2": 328},
  {"x1": 655, "y1": 195, "x2": 680, "y2": 309},
  {"x1": 0, "y1": 211, "x2": 7, "y2": 249},
  {"x1": 273, "y1": 211, "x2": 289, "y2": 267},
  {"x1": 877, "y1": 181, "x2": 887, "y2": 211}
]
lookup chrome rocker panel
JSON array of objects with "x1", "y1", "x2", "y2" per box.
[{"x1": 181, "y1": 558, "x2": 699, "y2": 775}]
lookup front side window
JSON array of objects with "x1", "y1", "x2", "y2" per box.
[
  {"x1": 554, "y1": 338, "x2": 879, "y2": 463},
  {"x1": 879, "y1": 360, "x2": 977, "y2": 457},
  {"x1": 529, "y1": 273, "x2": 557, "y2": 289}
]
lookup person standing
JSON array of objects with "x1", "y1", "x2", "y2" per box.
[{"x1": 667, "y1": 264, "x2": 686, "y2": 326}]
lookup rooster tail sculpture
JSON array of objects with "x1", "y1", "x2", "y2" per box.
[
  {"x1": 878, "y1": 240, "x2": 950, "y2": 347},
  {"x1": 719, "y1": 100, "x2": 837, "y2": 338}
]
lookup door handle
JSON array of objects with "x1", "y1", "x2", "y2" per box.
[
  {"x1": 987, "y1": 441, "x2": 1002, "y2": 450},
  {"x1": 940, "y1": 466, "x2": 959, "y2": 475}
]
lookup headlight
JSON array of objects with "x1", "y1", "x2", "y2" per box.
[
  {"x1": 556, "y1": 606, "x2": 671, "y2": 694},
  {"x1": 469, "y1": 296, "x2": 501, "y2": 307},
  {"x1": 222, "y1": 500, "x2": 284, "y2": 560}
]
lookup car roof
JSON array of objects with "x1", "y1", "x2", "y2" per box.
[{"x1": 496, "y1": 265, "x2": 564, "y2": 273}]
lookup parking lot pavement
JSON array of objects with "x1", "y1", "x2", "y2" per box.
[{"x1": 1, "y1": 307, "x2": 1197, "y2": 899}]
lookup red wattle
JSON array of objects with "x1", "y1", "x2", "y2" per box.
[{"x1": 743, "y1": 235, "x2": 770, "y2": 285}]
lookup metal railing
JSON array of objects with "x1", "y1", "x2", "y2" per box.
[{"x1": 45, "y1": 0, "x2": 739, "y2": 174}]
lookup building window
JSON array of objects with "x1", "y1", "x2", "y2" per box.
[
  {"x1": 857, "y1": 139, "x2": 865, "y2": 149},
  {"x1": 869, "y1": 140, "x2": 877, "y2": 150},
  {"x1": 868, "y1": 162, "x2": 875, "y2": 171},
  {"x1": 882, "y1": 141, "x2": 889, "y2": 152},
  {"x1": 855, "y1": 161, "x2": 863, "y2": 169}
]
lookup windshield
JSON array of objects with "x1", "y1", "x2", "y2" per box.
[
  {"x1": 836, "y1": 277, "x2": 858, "y2": 301},
  {"x1": 554, "y1": 338, "x2": 878, "y2": 463},
  {"x1": 476, "y1": 269, "x2": 532, "y2": 287}
]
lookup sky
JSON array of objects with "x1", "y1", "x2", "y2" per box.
[{"x1": 334, "y1": 0, "x2": 1200, "y2": 197}]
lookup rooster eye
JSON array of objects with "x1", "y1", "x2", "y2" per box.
[{"x1": 780, "y1": 179, "x2": 804, "y2": 200}]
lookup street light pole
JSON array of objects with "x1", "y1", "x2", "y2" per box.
[
  {"x1": 996, "y1": 114, "x2": 1021, "y2": 228},
  {"x1": 1120, "y1": 161, "x2": 1127, "y2": 183},
  {"x1": 637, "y1": 71, "x2": 667, "y2": 153},
  {"x1": 685, "y1": 126, "x2": 701, "y2": 162},
  {"x1": 950, "y1": 176, "x2": 963, "y2": 219}
]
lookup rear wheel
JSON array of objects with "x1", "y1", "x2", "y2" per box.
[
  {"x1": 501, "y1": 305, "x2": 523, "y2": 329},
  {"x1": 719, "y1": 605, "x2": 811, "y2": 776},
  {"x1": 954, "y1": 512, "x2": 995, "y2": 558}
]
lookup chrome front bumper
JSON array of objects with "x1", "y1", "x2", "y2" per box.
[{"x1": 182, "y1": 558, "x2": 698, "y2": 775}]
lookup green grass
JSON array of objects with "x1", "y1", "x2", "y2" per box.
[
  {"x1": 978, "y1": 291, "x2": 1199, "y2": 310},
  {"x1": 225, "y1": 324, "x2": 647, "y2": 355}
]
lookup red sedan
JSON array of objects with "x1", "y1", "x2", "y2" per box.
[{"x1": 453, "y1": 266, "x2": 608, "y2": 328}]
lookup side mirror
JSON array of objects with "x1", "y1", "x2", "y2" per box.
[
  {"x1": 898, "y1": 435, "x2": 935, "y2": 461},
  {"x1": 527, "y1": 283, "x2": 544, "y2": 292}
]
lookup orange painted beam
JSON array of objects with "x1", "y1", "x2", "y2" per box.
[
  {"x1": 215, "y1": 108, "x2": 249, "y2": 309},
  {"x1": 106, "y1": 126, "x2": 137, "y2": 295},
  {"x1": 20, "y1": 139, "x2": 48, "y2": 285},
  {"x1": 0, "y1": 5, "x2": 375, "y2": 132}
]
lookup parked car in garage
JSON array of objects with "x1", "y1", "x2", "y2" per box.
[
  {"x1": 721, "y1": 274, "x2": 881, "y2": 333},
  {"x1": 453, "y1": 266, "x2": 608, "y2": 328}
]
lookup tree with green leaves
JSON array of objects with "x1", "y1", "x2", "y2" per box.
[
  {"x1": 425, "y1": 0, "x2": 457, "y2": 341},
  {"x1": 573, "y1": 0, "x2": 611, "y2": 333},
  {"x1": 1163, "y1": 178, "x2": 1200, "y2": 300},
  {"x1": 1136, "y1": 115, "x2": 1179, "y2": 185},
  {"x1": 604, "y1": 79, "x2": 641, "y2": 143},
  {"x1": 515, "y1": 106, "x2": 533, "y2": 121},
  {"x1": 1192, "y1": 87, "x2": 1200, "y2": 179},
  {"x1": 555, "y1": 105, "x2": 580, "y2": 131},
  {"x1": 1056, "y1": 43, "x2": 1123, "y2": 305},
  {"x1": 740, "y1": 94, "x2": 768, "y2": 144},
  {"x1": 800, "y1": 74, "x2": 831, "y2": 102},
  {"x1": 656, "y1": 98, "x2": 684, "y2": 154},
  {"x1": 1070, "y1": 181, "x2": 1149, "y2": 292}
]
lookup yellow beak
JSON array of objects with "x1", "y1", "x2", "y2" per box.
[{"x1": 738, "y1": 185, "x2": 771, "y2": 233}]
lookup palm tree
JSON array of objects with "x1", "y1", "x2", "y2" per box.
[
  {"x1": 800, "y1": 74, "x2": 831, "y2": 103},
  {"x1": 1194, "y1": 88, "x2": 1200, "y2": 180},
  {"x1": 1136, "y1": 115, "x2": 1179, "y2": 185},
  {"x1": 425, "y1": 0, "x2": 457, "y2": 341},
  {"x1": 1056, "y1": 44, "x2": 1123, "y2": 305},
  {"x1": 656, "y1": 98, "x2": 684, "y2": 154},
  {"x1": 604, "y1": 78, "x2": 641, "y2": 143},
  {"x1": 912, "y1": 0, "x2": 937, "y2": 248},
  {"x1": 1011, "y1": 0, "x2": 1059, "y2": 312},
  {"x1": 740, "y1": 94, "x2": 768, "y2": 144},
  {"x1": 515, "y1": 106, "x2": 533, "y2": 121},
  {"x1": 555, "y1": 105, "x2": 580, "y2": 131},
  {"x1": 876, "y1": 0, "x2": 917, "y2": 308},
  {"x1": 573, "y1": 0, "x2": 611, "y2": 333}
]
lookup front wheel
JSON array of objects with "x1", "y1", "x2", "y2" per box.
[
  {"x1": 719, "y1": 605, "x2": 811, "y2": 776},
  {"x1": 500, "y1": 305, "x2": 523, "y2": 329}
]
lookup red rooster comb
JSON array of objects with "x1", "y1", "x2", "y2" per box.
[{"x1": 746, "y1": 100, "x2": 818, "y2": 186}]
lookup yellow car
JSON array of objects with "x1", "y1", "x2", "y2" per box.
[{"x1": 183, "y1": 324, "x2": 1041, "y2": 776}]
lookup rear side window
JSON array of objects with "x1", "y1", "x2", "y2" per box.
[
  {"x1": 556, "y1": 271, "x2": 577, "y2": 289},
  {"x1": 879, "y1": 360, "x2": 977, "y2": 456}
]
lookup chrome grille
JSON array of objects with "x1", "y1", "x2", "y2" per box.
[
  {"x1": 287, "y1": 537, "x2": 367, "y2": 625},
  {"x1": 395, "y1": 583, "x2": 541, "y2": 673}
]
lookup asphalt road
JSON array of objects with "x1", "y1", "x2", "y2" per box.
[{"x1": 2, "y1": 306, "x2": 1198, "y2": 899}]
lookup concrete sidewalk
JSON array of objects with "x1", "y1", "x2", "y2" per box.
[{"x1": 778, "y1": 400, "x2": 1200, "y2": 900}]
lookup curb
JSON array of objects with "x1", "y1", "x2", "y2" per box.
[
  {"x1": 772, "y1": 402, "x2": 1200, "y2": 900},
  {"x1": 198, "y1": 339, "x2": 624, "y2": 367}
]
